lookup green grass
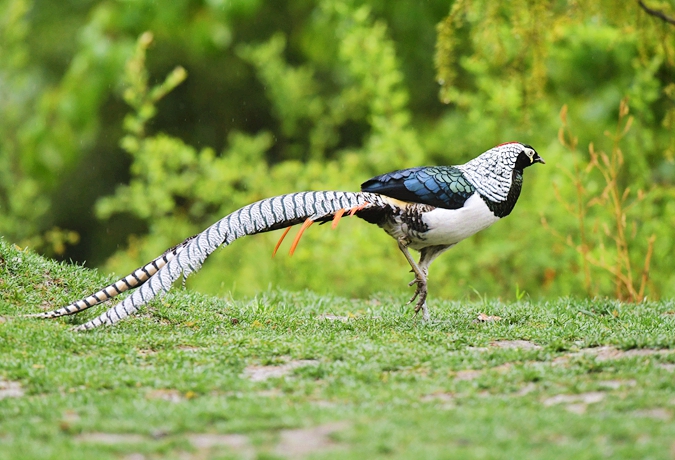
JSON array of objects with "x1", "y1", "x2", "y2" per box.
[{"x1": 2, "y1": 237, "x2": 675, "y2": 459}]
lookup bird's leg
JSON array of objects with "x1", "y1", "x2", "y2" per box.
[{"x1": 397, "y1": 238, "x2": 429, "y2": 319}]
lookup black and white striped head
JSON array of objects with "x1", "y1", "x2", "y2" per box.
[
  {"x1": 457, "y1": 142, "x2": 544, "y2": 203},
  {"x1": 479, "y1": 142, "x2": 545, "y2": 170},
  {"x1": 512, "y1": 143, "x2": 545, "y2": 170}
]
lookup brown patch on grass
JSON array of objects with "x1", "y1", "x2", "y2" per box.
[
  {"x1": 0, "y1": 380, "x2": 23, "y2": 400},
  {"x1": 551, "y1": 355, "x2": 570, "y2": 366},
  {"x1": 420, "y1": 392, "x2": 455, "y2": 409},
  {"x1": 76, "y1": 433, "x2": 147, "y2": 444},
  {"x1": 75, "y1": 425, "x2": 347, "y2": 458},
  {"x1": 177, "y1": 345, "x2": 201, "y2": 352},
  {"x1": 452, "y1": 363, "x2": 512, "y2": 382},
  {"x1": 558, "y1": 346, "x2": 675, "y2": 363},
  {"x1": 136, "y1": 349, "x2": 157, "y2": 357},
  {"x1": 475, "y1": 313, "x2": 502, "y2": 322},
  {"x1": 58, "y1": 410, "x2": 81, "y2": 432},
  {"x1": 122, "y1": 454, "x2": 145, "y2": 460},
  {"x1": 553, "y1": 347, "x2": 675, "y2": 366},
  {"x1": 77, "y1": 432, "x2": 255, "y2": 457},
  {"x1": 274, "y1": 422, "x2": 349, "y2": 458},
  {"x1": 421, "y1": 392, "x2": 455, "y2": 403},
  {"x1": 242, "y1": 359, "x2": 319, "y2": 382},
  {"x1": 145, "y1": 389, "x2": 184, "y2": 403},
  {"x1": 256, "y1": 389, "x2": 283, "y2": 398},
  {"x1": 490, "y1": 340, "x2": 541, "y2": 350},
  {"x1": 492, "y1": 363, "x2": 514, "y2": 372},
  {"x1": 597, "y1": 379, "x2": 636, "y2": 390},
  {"x1": 543, "y1": 392, "x2": 606, "y2": 406},
  {"x1": 583, "y1": 346, "x2": 675, "y2": 361},
  {"x1": 187, "y1": 433, "x2": 251, "y2": 450},
  {"x1": 632, "y1": 408, "x2": 672, "y2": 421},
  {"x1": 453, "y1": 369, "x2": 482, "y2": 381},
  {"x1": 542, "y1": 391, "x2": 605, "y2": 413},
  {"x1": 515, "y1": 382, "x2": 537, "y2": 396},
  {"x1": 312, "y1": 400, "x2": 338, "y2": 408},
  {"x1": 318, "y1": 314, "x2": 351, "y2": 322},
  {"x1": 564, "y1": 403, "x2": 589, "y2": 415},
  {"x1": 466, "y1": 346, "x2": 490, "y2": 352}
]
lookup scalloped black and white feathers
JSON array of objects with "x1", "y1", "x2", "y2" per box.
[{"x1": 31, "y1": 142, "x2": 543, "y2": 330}]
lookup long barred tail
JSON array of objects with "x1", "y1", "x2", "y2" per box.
[
  {"x1": 59, "y1": 191, "x2": 380, "y2": 331},
  {"x1": 26, "y1": 237, "x2": 197, "y2": 319}
]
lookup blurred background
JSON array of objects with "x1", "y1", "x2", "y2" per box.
[{"x1": 1, "y1": 0, "x2": 674, "y2": 301}]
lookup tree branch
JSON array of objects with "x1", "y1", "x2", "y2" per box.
[{"x1": 638, "y1": 0, "x2": 675, "y2": 26}]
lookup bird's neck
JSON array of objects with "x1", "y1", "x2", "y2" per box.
[
  {"x1": 480, "y1": 169, "x2": 523, "y2": 218},
  {"x1": 457, "y1": 155, "x2": 516, "y2": 205}
]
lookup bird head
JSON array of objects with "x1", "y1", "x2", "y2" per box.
[
  {"x1": 511, "y1": 143, "x2": 545, "y2": 170},
  {"x1": 456, "y1": 142, "x2": 544, "y2": 204},
  {"x1": 489, "y1": 142, "x2": 545, "y2": 170}
]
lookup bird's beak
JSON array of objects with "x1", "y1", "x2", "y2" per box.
[{"x1": 534, "y1": 155, "x2": 545, "y2": 165}]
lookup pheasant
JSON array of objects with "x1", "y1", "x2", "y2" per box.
[{"x1": 29, "y1": 142, "x2": 544, "y2": 330}]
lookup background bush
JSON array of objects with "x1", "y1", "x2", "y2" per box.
[{"x1": 1, "y1": 0, "x2": 674, "y2": 301}]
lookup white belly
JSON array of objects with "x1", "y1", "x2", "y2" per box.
[{"x1": 413, "y1": 193, "x2": 499, "y2": 248}]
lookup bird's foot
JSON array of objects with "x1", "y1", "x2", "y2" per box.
[{"x1": 407, "y1": 276, "x2": 428, "y2": 318}]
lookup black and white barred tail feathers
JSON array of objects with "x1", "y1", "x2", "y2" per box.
[
  {"x1": 72, "y1": 191, "x2": 380, "y2": 331},
  {"x1": 26, "y1": 237, "x2": 196, "y2": 319}
]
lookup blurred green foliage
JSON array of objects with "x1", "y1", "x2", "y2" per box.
[{"x1": 1, "y1": 0, "x2": 674, "y2": 301}]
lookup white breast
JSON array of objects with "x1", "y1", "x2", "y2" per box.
[{"x1": 413, "y1": 193, "x2": 499, "y2": 248}]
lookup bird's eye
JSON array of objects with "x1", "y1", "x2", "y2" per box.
[{"x1": 524, "y1": 148, "x2": 535, "y2": 162}]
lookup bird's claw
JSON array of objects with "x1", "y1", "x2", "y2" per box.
[{"x1": 407, "y1": 277, "x2": 427, "y2": 315}]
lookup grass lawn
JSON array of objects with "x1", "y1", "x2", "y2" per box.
[{"x1": 2, "y1": 237, "x2": 675, "y2": 459}]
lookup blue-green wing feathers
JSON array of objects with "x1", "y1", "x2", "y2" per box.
[{"x1": 361, "y1": 166, "x2": 475, "y2": 210}]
